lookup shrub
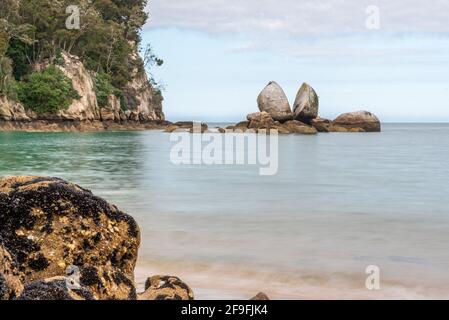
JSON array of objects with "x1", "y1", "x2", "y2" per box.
[
  {"x1": 94, "y1": 72, "x2": 123, "y2": 109},
  {"x1": 0, "y1": 56, "x2": 17, "y2": 100},
  {"x1": 17, "y1": 66, "x2": 80, "y2": 114}
]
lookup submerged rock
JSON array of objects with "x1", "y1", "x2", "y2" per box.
[
  {"x1": 17, "y1": 276, "x2": 94, "y2": 300},
  {"x1": 0, "y1": 176, "x2": 140, "y2": 299},
  {"x1": 332, "y1": 111, "x2": 381, "y2": 132},
  {"x1": 138, "y1": 275, "x2": 194, "y2": 300},
  {"x1": 257, "y1": 82, "x2": 293, "y2": 122},
  {"x1": 293, "y1": 83, "x2": 319, "y2": 122}
]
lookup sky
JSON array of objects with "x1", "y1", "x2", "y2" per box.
[{"x1": 141, "y1": 0, "x2": 449, "y2": 122}]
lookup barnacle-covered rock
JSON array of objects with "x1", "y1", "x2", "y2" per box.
[{"x1": 138, "y1": 275, "x2": 194, "y2": 300}]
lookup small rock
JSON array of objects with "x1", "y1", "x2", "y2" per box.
[
  {"x1": 250, "y1": 292, "x2": 270, "y2": 300},
  {"x1": 138, "y1": 275, "x2": 194, "y2": 300},
  {"x1": 247, "y1": 112, "x2": 275, "y2": 129},
  {"x1": 310, "y1": 117, "x2": 332, "y2": 132},
  {"x1": 284, "y1": 120, "x2": 318, "y2": 134}
]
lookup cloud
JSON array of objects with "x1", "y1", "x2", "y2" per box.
[{"x1": 147, "y1": 0, "x2": 449, "y2": 35}]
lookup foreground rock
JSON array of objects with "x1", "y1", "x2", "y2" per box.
[
  {"x1": 17, "y1": 277, "x2": 94, "y2": 300},
  {"x1": 250, "y1": 292, "x2": 270, "y2": 300},
  {"x1": 0, "y1": 240, "x2": 24, "y2": 300},
  {"x1": 293, "y1": 83, "x2": 319, "y2": 122},
  {"x1": 0, "y1": 176, "x2": 140, "y2": 299},
  {"x1": 247, "y1": 112, "x2": 275, "y2": 129},
  {"x1": 257, "y1": 82, "x2": 293, "y2": 122},
  {"x1": 138, "y1": 275, "x2": 194, "y2": 300},
  {"x1": 332, "y1": 111, "x2": 381, "y2": 132}
]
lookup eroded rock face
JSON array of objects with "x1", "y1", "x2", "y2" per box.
[
  {"x1": 138, "y1": 275, "x2": 194, "y2": 300},
  {"x1": 293, "y1": 83, "x2": 319, "y2": 122},
  {"x1": 17, "y1": 276, "x2": 94, "y2": 301},
  {"x1": 0, "y1": 97, "x2": 30, "y2": 122},
  {"x1": 257, "y1": 82, "x2": 293, "y2": 122},
  {"x1": 0, "y1": 240, "x2": 24, "y2": 300},
  {"x1": 0, "y1": 176, "x2": 140, "y2": 299},
  {"x1": 332, "y1": 111, "x2": 381, "y2": 132}
]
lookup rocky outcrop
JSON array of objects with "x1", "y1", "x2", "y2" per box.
[
  {"x1": 17, "y1": 277, "x2": 94, "y2": 300},
  {"x1": 332, "y1": 111, "x2": 381, "y2": 132},
  {"x1": 0, "y1": 97, "x2": 30, "y2": 122},
  {"x1": 257, "y1": 81, "x2": 293, "y2": 122},
  {"x1": 138, "y1": 275, "x2": 194, "y2": 300},
  {"x1": 293, "y1": 83, "x2": 319, "y2": 122},
  {"x1": 122, "y1": 46, "x2": 165, "y2": 121},
  {"x1": 0, "y1": 176, "x2": 140, "y2": 299}
]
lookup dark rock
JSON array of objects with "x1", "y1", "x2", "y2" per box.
[
  {"x1": 0, "y1": 176, "x2": 140, "y2": 299},
  {"x1": 17, "y1": 277, "x2": 94, "y2": 300},
  {"x1": 139, "y1": 275, "x2": 194, "y2": 300}
]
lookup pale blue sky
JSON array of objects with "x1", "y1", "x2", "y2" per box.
[{"x1": 142, "y1": 1, "x2": 449, "y2": 122}]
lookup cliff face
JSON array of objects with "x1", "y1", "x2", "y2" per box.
[{"x1": 0, "y1": 51, "x2": 164, "y2": 123}]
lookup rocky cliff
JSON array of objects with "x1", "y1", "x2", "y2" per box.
[{"x1": 0, "y1": 51, "x2": 164, "y2": 125}]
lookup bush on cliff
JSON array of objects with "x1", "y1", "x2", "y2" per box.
[
  {"x1": 94, "y1": 72, "x2": 123, "y2": 109},
  {"x1": 17, "y1": 66, "x2": 80, "y2": 114}
]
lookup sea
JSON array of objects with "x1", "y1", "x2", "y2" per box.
[{"x1": 1, "y1": 123, "x2": 449, "y2": 299}]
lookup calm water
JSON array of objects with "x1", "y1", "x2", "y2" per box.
[{"x1": 1, "y1": 124, "x2": 449, "y2": 299}]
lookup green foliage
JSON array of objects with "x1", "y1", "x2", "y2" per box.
[
  {"x1": 94, "y1": 72, "x2": 123, "y2": 108},
  {"x1": 5, "y1": 39, "x2": 33, "y2": 80},
  {"x1": 0, "y1": 56, "x2": 17, "y2": 100},
  {"x1": 17, "y1": 66, "x2": 80, "y2": 114}
]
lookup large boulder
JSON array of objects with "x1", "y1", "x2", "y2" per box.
[
  {"x1": 332, "y1": 111, "x2": 381, "y2": 132},
  {"x1": 138, "y1": 275, "x2": 194, "y2": 300},
  {"x1": 257, "y1": 82, "x2": 293, "y2": 122},
  {"x1": 0, "y1": 176, "x2": 140, "y2": 299},
  {"x1": 0, "y1": 240, "x2": 24, "y2": 300},
  {"x1": 293, "y1": 83, "x2": 319, "y2": 122}
]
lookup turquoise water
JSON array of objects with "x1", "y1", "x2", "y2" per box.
[{"x1": 1, "y1": 124, "x2": 449, "y2": 299}]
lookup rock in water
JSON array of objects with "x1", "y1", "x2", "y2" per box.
[
  {"x1": 293, "y1": 83, "x2": 319, "y2": 122},
  {"x1": 0, "y1": 240, "x2": 24, "y2": 300},
  {"x1": 257, "y1": 82, "x2": 293, "y2": 122},
  {"x1": 283, "y1": 120, "x2": 318, "y2": 134},
  {"x1": 332, "y1": 111, "x2": 381, "y2": 132},
  {"x1": 247, "y1": 112, "x2": 275, "y2": 129},
  {"x1": 310, "y1": 117, "x2": 332, "y2": 132},
  {"x1": 17, "y1": 277, "x2": 94, "y2": 300},
  {"x1": 0, "y1": 176, "x2": 140, "y2": 299},
  {"x1": 139, "y1": 275, "x2": 194, "y2": 300}
]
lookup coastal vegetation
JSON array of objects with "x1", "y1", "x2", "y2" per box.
[{"x1": 0, "y1": 0, "x2": 163, "y2": 112}]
